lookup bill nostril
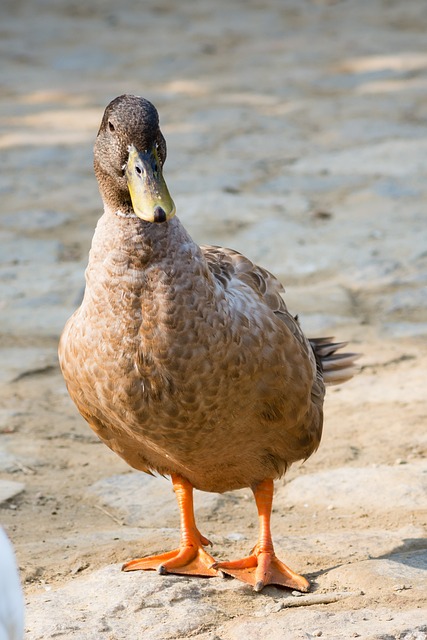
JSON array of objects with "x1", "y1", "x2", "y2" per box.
[{"x1": 153, "y1": 206, "x2": 167, "y2": 223}]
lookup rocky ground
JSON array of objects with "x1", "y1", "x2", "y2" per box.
[{"x1": 0, "y1": 0, "x2": 426, "y2": 638}]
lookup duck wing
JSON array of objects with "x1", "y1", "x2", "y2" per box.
[{"x1": 202, "y1": 244, "x2": 359, "y2": 391}]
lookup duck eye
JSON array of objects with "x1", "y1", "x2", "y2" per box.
[{"x1": 108, "y1": 121, "x2": 115, "y2": 132}]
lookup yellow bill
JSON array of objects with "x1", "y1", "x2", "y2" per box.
[{"x1": 126, "y1": 144, "x2": 176, "y2": 223}]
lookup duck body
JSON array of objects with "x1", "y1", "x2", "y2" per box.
[
  {"x1": 60, "y1": 210, "x2": 321, "y2": 494},
  {"x1": 59, "y1": 95, "x2": 357, "y2": 591}
]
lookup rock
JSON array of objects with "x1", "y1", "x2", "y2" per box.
[
  {"x1": 382, "y1": 321, "x2": 427, "y2": 338},
  {"x1": 88, "y1": 472, "x2": 222, "y2": 526},
  {"x1": 256, "y1": 173, "x2": 364, "y2": 196},
  {"x1": 0, "y1": 480, "x2": 25, "y2": 504},
  {"x1": 281, "y1": 462, "x2": 427, "y2": 512},
  {"x1": 0, "y1": 348, "x2": 58, "y2": 385},
  {"x1": 25, "y1": 565, "x2": 234, "y2": 640},
  {"x1": 24, "y1": 562, "x2": 427, "y2": 639},
  {"x1": 0, "y1": 410, "x2": 23, "y2": 431},
  {"x1": 225, "y1": 217, "x2": 347, "y2": 281},
  {"x1": 223, "y1": 608, "x2": 427, "y2": 640},
  {"x1": 0, "y1": 306, "x2": 75, "y2": 339},
  {"x1": 273, "y1": 526, "x2": 426, "y2": 567},
  {"x1": 373, "y1": 178, "x2": 421, "y2": 200},
  {"x1": 281, "y1": 280, "x2": 358, "y2": 333},
  {"x1": 0, "y1": 233, "x2": 60, "y2": 265},
  {"x1": 0, "y1": 449, "x2": 17, "y2": 472},
  {"x1": 0, "y1": 262, "x2": 84, "y2": 338},
  {"x1": 321, "y1": 550, "x2": 427, "y2": 600},
  {"x1": 1, "y1": 210, "x2": 69, "y2": 231},
  {"x1": 385, "y1": 288, "x2": 427, "y2": 320},
  {"x1": 290, "y1": 139, "x2": 427, "y2": 177},
  {"x1": 295, "y1": 313, "x2": 356, "y2": 335}
]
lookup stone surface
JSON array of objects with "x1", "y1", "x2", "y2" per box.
[
  {"x1": 323, "y1": 550, "x2": 427, "y2": 599},
  {"x1": 224, "y1": 608, "x2": 427, "y2": 640},
  {"x1": 0, "y1": 210, "x2": 70, "y2": 231},
  {"x1": 24, "y1": 565, "x2": 427, "y2": 640},
  {"x1": 88, "y1": 472, "x2": 222, "y2": 526},
  {"x1": 0, "y1": 480, "x2": 24, "y2": 505},
  {"x1": 0, "y1": 449, "x2": 16, "y2": 473},
  {"x1": 282, "y1": 462, "x2": 427, "y2": 511},
  {"x1": 25, "y1": 566, "x2": 234, "y2": 640},
  {"x1": 291, "y1": 139, "x2": 427, "y2": 177},
  {"x1": 0, "y1": 348, "x2": 58, "y2": 385},
  {"x1": 0, "y1": 233, "x2": 60, "y2": 265}
]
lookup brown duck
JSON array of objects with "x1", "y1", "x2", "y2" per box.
[{"x1": 59, "y1": 94, "x2": 358, "y2": 592}]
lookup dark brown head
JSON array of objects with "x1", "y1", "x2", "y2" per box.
[{"x1": 94, "y1": 95, "x2": 175, "y2": 222}]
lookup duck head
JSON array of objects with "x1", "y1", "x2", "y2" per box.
[{"x1": 94, "y1": 94, "x2": 176, "y2": 223}]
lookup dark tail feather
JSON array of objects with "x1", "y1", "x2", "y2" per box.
[{"x1": 309, "y1": 337, "x2": 360, "y2": 385}]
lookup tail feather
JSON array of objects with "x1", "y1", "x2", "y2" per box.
[{"x1": 309, "y1": 337, "x2": 360, "y2": 386}]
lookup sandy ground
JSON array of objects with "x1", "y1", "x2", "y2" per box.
[{"x1": 0, "y1": 0, "x2": 426, "y2": 638}]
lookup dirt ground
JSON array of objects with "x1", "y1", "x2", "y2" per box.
[{"x1": 0, "y1": 0, "x2": 426, "y2": 638}]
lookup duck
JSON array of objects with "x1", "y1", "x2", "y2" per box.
[{"x1": 58, "y1": 94, "x2": 358, "y2": 592}]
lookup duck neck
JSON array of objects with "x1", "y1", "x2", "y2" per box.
[{"x1": 89, "y1": 205, "x2": 201, "y2": 277}]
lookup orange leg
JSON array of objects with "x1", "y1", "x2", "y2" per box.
[
  {"x1": 213, "y1": 479, "x2": 310, "y2": 592},
  {"x1": 122, "y1": 474, "x2": 217, "y2": 577}
]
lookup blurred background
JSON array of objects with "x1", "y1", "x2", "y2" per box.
[{"x1": 0, "y1": 0, "x2": 426, "y2": 637}]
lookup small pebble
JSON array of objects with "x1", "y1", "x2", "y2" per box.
[
  {"x1": 292, "y1": 590, "x2": 303, "y2": 597},
  {"x1": 71, "y1": 562, "x2": 89, "y2": 575},
  {"x1": 226, "y1": 532, "x2": 246, "y2": 541},
  {"x1": 265, "y1": 602, "x2": 284, "y2": 614},
  {"x1": 393, "y1": 583, "x2": 412, "y2": 591},
  {"x1": 312, "y1": 210, "x2": 332, "y2": 220}
]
